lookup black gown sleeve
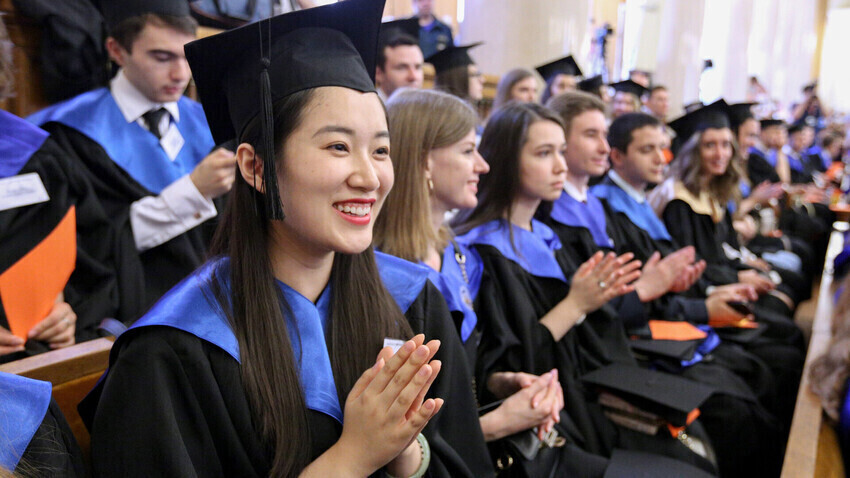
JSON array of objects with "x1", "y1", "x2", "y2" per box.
[{"x1": 662, "y1": 200, "x2": 739, "y2": 285}]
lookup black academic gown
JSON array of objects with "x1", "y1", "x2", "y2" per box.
[
  {"x1": 460, "y1": 220, "x2": 719, "y2": 475},
  {"x1": 0, "y1": 112, "x2": 144, "y2": 361},
  {"x1": 81, "y1": 254, "x2": 494, "y2": 478},
  {"x1": 39, "y1": 122, "x2": 217, "y2": 311},
  {"x1": 543, "y1": 204, "x2": 787, "y2": 478}
]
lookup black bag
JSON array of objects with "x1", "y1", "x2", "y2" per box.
[{"x1": 189, "y1": 0, "x2": 275, "y2": 29}]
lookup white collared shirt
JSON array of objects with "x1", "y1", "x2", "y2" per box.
[
  {"x1": 111, "y1": 69, "x2": 217, "y2": 252},
  {"x1": 608, "y1": 170, "x2": 646, "y2": 203},
  {"x1": 563, "y1": 180, "x2": 588, "y2": 202}
]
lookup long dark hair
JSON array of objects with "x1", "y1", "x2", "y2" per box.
[
  {"x1": 208, "y1": 89, "x2": 412, "y2": 477},
  {"x1": 434, "y1": 64, "x2": 471, "y2": 102},
  {"x1": 453, "y1": 101, "x2": 564, "y2": 238}
]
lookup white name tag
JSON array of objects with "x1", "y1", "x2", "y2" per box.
[
  {"x1": 383, "y1": 338, "x2": 405, "y2": 354},
  {"x1": 0, "y1": 173, "x2": 50, "y2": 212},
  {"x1": 161, "y1": 124, "x2": 185, "y2": 161}
]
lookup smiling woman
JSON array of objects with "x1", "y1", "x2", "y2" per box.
[{"x1": 81, "y1": 1, "x2": 493, "y2": 477}]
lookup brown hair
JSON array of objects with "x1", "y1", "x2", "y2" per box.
[
  {"x1": 453, "y1": 102, "x2": 564, "y2": 240},
  {"x1": 0, "y1": 17, "x2": 13, "y2": 100},
  {"x1": 492, "y1": 68, "x2": 535, "y2": 111},
  {"x1": 667, "y1": 129, "x2": 743, "y2": 204},
  {"x1": 375, "y1": 89, "x2": 478, "y2": 261},
  {"x1": 810, "y1": 274, "x2": 850, "y2": 420},
  {"x1": 209, "y1": 89, "x2": 412, "y2": 477},
  {"x1": 434, "y1": 64, "x2": 471, "y2": 102},
  {"x1": 109, "y1": 13, "x2": 198, "y2": 52},
  {"x1": 545, "y1": 90, "x2": 606, "y2": 137}
]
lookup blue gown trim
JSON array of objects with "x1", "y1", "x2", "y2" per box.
[
  {"x1": 456, "y1": 218, "x2": 566, "y2": 282},
  {"x1": 0, "y1": 371, "x2": 52, "y2": 470},
  {"x1": 130, "y1": 253, "x2": 429, "y2": 424},
  {"x1": 28, "y1": 88, "x2": 214, "y2": 194},
  {"x1": 550, "y1": 190, "x2": 615, "y2": 248},
  {"x1": 0, "y1": 110, "x2": 49, "y2": 179},
  {"x1": 423, "y1": 242, "x2": 482, "y2": 343},
  {"x1": 591, "y1": 178, "x2": 672, "y2": 242}
]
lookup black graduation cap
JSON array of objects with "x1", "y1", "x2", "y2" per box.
[
  {"x1": 535, "y1": 55, "x2": 582, "y2": 81},
  {"x1": 667, "y1": 99, "x2": 731, "y2": 144},
  {"x1": 101, "y1": 0, "x2": 190, "y2": 29},
  {"x1": 425, "y1": 43, "x2": 482, "y2": 74},
  {"x1": 380, "y1": 17, "x2": 420, "y2": 42},
  {"x1": 604, "y1": 450, "x2": 716, "y2": 478},
  {"x1": 759, "y1": 118, "x2": 786, "y2": 129},
  {"x1": 727, "y1": 102, "x2": 756, "y2": 131},
  {"x1": 185, "y1": 0, "x2": 383, "y2": 219},
  {"x1": 628, "y1": 339, "x2": 699, "y2": 363},
  {"x1": 578, "y1": 75, "x2": 604, "y2": 93},
  {"x1": 582, "y1": 364, "x2": 715, "y2": 426},
  {"x1": 609, "y1": 79, "x2": 648, "y2": 98}
]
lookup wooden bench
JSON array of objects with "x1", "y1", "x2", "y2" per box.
[
  {"x1": 0, "y1": 337, "x2": 113, "y2": 463},
  {"x1": 781, "y1": 221, "x2": 847, "y2": 477}
]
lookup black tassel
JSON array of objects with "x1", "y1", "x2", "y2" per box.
[{"x1": 259, "y1": 57, "x2": 285, "y2": 220}]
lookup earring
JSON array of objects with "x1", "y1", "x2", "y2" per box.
[{"x1": 428, "y1": 178, "x2": 434, "y2": 191}]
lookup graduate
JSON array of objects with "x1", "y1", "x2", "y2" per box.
[
  {"x1": 80, "y1": 1, "x2": 493, "y2": 476},
  {"x1": 452, "y1": 102, "x2": 723, "y2": 475},
  {"x1": 609, "y1": 80, "x2": 648, "y2": 119},
  {"x1": 492, "y1": 68, "x2": 539, "y2": 110},
  {"x1": 427, "y1": 43, "x2": 485, "y2": 107},
  {"x1": 0, "y1": 371, "x2": 85, "y2": 477},
  {"x1": 0, "y1": 18, "x2": 142, "y2": 358},
  {"x1": 28, "y1": 0, "x2": 235, "y2": 310},
  {"x1": 749, "y1": 119, "x2": 788, "y2": 185},
  {"x1": 536, "y1": 55, "x2": 582, "y2": 104},
  {"x1": 578, "y1": 75, "x2": 609, "y2": 102},
  {"x1": 541, "y1": 95, "x2": 787, "y2": 477},
  {"x1": 376, "y1": 19, "x2": 425, "y2": 101}
]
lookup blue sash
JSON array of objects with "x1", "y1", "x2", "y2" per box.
[
  {"x1": 550, "y1": 190, "x2": 615, "y2": 248},
  {"x1": 0, "y1": 371, "x2": 52, "y2": 470},
  {"x1": 130, "y1": 253, "x2": 429, "y2": 423},
  {"x1": 0, "y1": 110, "x2": 49, "y2": 179},
  {"x1": 591, "y1": 178, "x2": 672, "y2": 242},
  {"x1": 28, "y1": 88, "x2": 214, "y2": 194},
  {"x1": 424, "y1": 242, "x2": 481, "y2": 342},
  {"x1": 457, "y1": 219, "x2": 566, "y2": 282}
]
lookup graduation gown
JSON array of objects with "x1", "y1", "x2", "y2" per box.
[
  {"x1": 0, "y1": 111, "x2": 144, "y2": 360},
  {"x1": 0, "y1": 371, "x2": 85, "y2": 477},
  {"x1": 544, "y1": 188, "x2": 790, "y2": 476},
  {"x1": 28, "y1": 90, "x2": 218, "y2": 311},
  {"x1": 457, "y1": 219, "x2": 721, "y2": 475},
  {"x1": 81, "y1": 252, "x2": 494, "y2": 478}
]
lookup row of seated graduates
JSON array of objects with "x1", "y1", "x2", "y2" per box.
[{"x1": 0, "y1": 2, "x2": 824, "y2": 478}]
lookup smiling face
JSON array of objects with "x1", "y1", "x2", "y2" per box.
[
  {"x1": 108, "y1": 23, "x2": 195, "y2": 103},
  {"x1": 699, "y1": 127, "x2": 734, "y2": 177},
  {"x1": 737, "y1": 118, "x2": 760, "y2": 152},
  {"x1": 518, "y1": 120, "x2": 567, "y2": 202},
  {"x1": 428, "y1": 128, "x2": 489, "y2": 211},
  {"x1": 612, "y1": 124, "x2": 667, "y2": 189},
  {"x1": 273, "y1": 87, "x2": 393, "y2": 256},
  {"x1": 510, "y1": 76, "x2": 539, "y2": 103},
  {"x1": 564, "y1": 109, "x2": 611, "y2": 181}
]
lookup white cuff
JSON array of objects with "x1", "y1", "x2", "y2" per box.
[{"x1": 130, "y1": 175, "x2": 217, "y2": 251}]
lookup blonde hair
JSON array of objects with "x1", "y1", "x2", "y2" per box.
[
  {"x1": 810, "y1": 274, "x2": 850, "y2": 420},
  {"x1": 374, "y1": 88, "x2": 478, "y2": 261}
]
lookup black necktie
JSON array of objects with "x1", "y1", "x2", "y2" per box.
[{"x1": 142, "y1": 107, "x2": 168, "y2": 140}]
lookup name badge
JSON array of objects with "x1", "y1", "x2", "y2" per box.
[
  {"x1": 0, "y1": 173, "x2": 50, "y2": 212},
  {"x1": 161, "y1": 124, "x2": 185, "y2": 161},
  {"x1": 383, "y1": 338, "x2": 405, "y2": 354}
]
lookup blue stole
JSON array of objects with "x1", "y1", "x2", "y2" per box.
[
  {"x1": 423, "y1": 242, "x2": 482, "y2": 343},
  {"x1": 0, "y1": 371, "x2": 52, "y2": 470},
  {"x1": 457, "y1": 219, "x2": 566, "y2": 282},
  {"x1": 28, "y1": 88, "x2": 214, "y2": 194},
  {"x1": 591, "y1": 178, "x2": 672, "y2": 242},
  {"x1": 0, "y1": 110, "x2": 49, "y2": 179},
  {"x1": 749, "y1": 146, "x2": 771, "y2": 165},
  {"x1": 130, "y1": 253, "x2": 429, "y2": 424},
  {"x1": 682, "y1": 325, "x2": 721, "y2": 368},
  {"x1": 786, "y1": 150, "x2": 804, "y2": 173},
  {"x1": 550, "y1": 190, "x2": 615, "y2": 248}
]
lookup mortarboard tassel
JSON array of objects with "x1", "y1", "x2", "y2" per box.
[{"x1": 258, "y1": 25, "x2": 285, "y2": 220}]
